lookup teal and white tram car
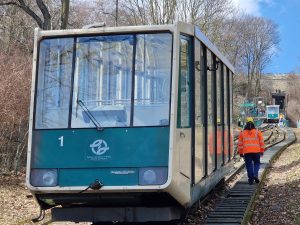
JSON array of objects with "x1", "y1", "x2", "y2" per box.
[
  {"x1": 266, "y1": 105, "x2": 280, "y2": 123},
  {"x1": 26, "y1": 22, "x2": 234, "y2": 223}
]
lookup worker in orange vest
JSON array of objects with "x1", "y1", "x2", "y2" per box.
[{"x1": 238, "y1": 117, "x2": 265, "y2": 185}]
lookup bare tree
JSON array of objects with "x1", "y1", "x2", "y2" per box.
[
  {"x1": 121, "y1": 0, "x2": 234, "y2": 28},
  {"x1": 237, "y1": 15, "x2": 279, "y2": 98},
  {"x1": 0, "y1": 4, "x2": 36, "y2": 53},
  {"x1": 0, "y1": 0, "x2": 70, "y2": 30},
  {"x1": 177, "y1": 0, "x2": 204, "y2": 24},
  {"x1": 0, "y1": 49, "x2": 31, "y2": 172},
  {"x1": 121, "y1": 0, "x2": 177, "y2": 25},
  {"x1": 253, "y1": 18, "x2": 279, "y2": 95},
  {"x1": 68, "y1": 0, "x2": 123, "y2": 28},
  {"x1": 195, "y1": 0, "x2": 234, "y2": 39}
]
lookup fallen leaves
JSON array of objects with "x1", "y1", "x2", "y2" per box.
[
  {"x1": 0, "y1": 173, "x2": 88, "y2": 225},
  {"x1": 249, "y1": 128, "x2": 300, "y2": 225}
]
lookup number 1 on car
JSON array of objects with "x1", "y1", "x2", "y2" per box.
[{"x1": 58, "y1": 136, "x2": 64, "y2": 147}]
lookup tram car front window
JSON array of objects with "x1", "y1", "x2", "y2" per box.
[{"x1": 35, "y1": 33, "x2": 172, "y2": 129}]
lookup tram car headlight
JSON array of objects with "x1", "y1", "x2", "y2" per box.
[
  {"x1": 139, "y1": 167, "x2": 168, "y2": 185},
  {"x1": 30, "y1": 169, "x2": 58, "y2": 187}
]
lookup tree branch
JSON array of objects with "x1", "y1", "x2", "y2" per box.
[
  {"x1": 0, "y1": 0, "x2": 44, "y2": 29},
  {"x1": 0, "y1": 1, "x2": 18, "y2": 6},
  {"x1": 35, "y1": 0, "x2": 51, "y2": 29}
]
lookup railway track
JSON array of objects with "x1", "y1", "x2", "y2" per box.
[
  {"x1": 180, "y1": 124, "x2": 286, "y2": 225},
  {"x1": 199, "y1": 126, "x2": 292, "y2": 225},
  {"x1": 83, "y1": 125, "x2": 286, "y2": 225}
]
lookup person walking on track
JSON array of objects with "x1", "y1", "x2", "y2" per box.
[{"x1": 238, "y1": 117, "x2": 265, "y2": 185}]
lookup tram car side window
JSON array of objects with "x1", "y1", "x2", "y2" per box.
[
  {"x1": 206, "y1": 50, "x2": 215, "y2": 174},
  {"x1": 229, "y1": 70, "x2": 234, "y2": 159},
  {"x1": 216, "y1": 58, "x2": 223, "y2": 168},
  {"x1": 178, "y1": 35, "x2": 192, "y2": 128}
]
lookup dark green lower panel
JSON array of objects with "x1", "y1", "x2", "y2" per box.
[
  {"x1": 268, "y1": 114, "x2": 279, "y2": 119},
  {"x1": 31, "y1": 127, "x2": 170, "y2": 168},
  {"x1": 59, "y1": 168, "x2": 138, "y2": 186}
]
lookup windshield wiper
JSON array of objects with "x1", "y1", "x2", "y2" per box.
[{"x1": 77, "y1": 99, "x2": 103, "y2": 131}]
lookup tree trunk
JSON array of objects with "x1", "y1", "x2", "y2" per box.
[
  {"x1": 254, "y1": 70, "x2": 262, "y2": 96},
  {"x1": 13, "y1": 118, "x2": 28, "y2": 175},
  {"x1": 61, "y1": 0, "x2": 70, "y2": 29},
  {"x1": 36, "y1": 0, "x2": 51, "y2": 29}
]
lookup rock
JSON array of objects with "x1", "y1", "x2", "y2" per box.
[{"x1": 259, "y1": 195, "x2": 264, "y2": 199}]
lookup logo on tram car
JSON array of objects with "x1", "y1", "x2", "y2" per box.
[{"x1": 90, "y1": 139, "x2": 110, "y2": 156}]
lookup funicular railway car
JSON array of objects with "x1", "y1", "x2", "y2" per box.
[
  {"x1": 26, "y1": 22, "x2": 234, "y2": 223},
  {"x1": 266, "y1": 105, "x2": 280, "y2": 123}
]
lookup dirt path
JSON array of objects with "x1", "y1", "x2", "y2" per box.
[
  {"x1": 0, "y1": 173, "x2": 43, "y2": 225},
  {"x1": 249, "y1": 128, "x2": 300, "y2": 225},
  {"x1": 0, "y1": 172, "x2": 88, "y2": 225}
]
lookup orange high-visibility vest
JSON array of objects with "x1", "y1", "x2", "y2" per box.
[{"x1": 238, "y1": 129, "x2": 265, "y2": 155}]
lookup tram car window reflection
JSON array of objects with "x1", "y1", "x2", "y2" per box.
[
  {"x1": 35, "y1": 38, "x2": 74, "y2": 129},
  {"x1": 71, "y1": 35, "x2": 134, "y2": 128},
  {"x1": 134, "y1": 33, "x2": 172, "y2": 126},
  {"x1": 178, "y1": 36, "x2": 192, "y2": 128},
  {"x1": 70, "y1": 33, "x2": 173, "y2": 128}
]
